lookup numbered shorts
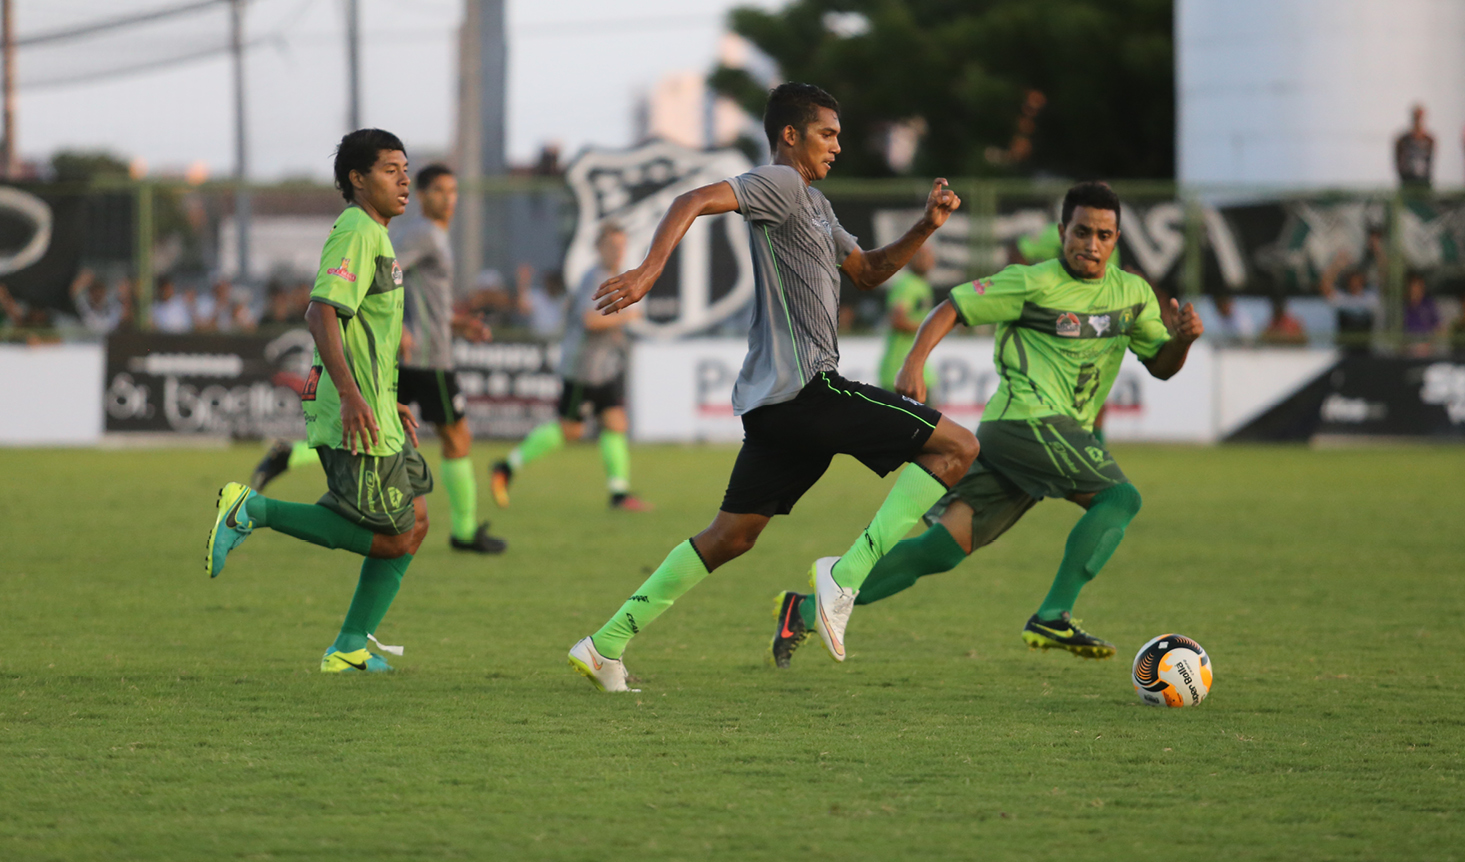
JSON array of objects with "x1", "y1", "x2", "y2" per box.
[
  {"x1": 721, "y1": 371, "x2": 943, "y2": 517},
  {"x1": 398, "y1": 366, "x2": 466, "y2": 426},
  {"x1": 925, "y1": 415, "x2": 1128, "y2": 548},
  {"x1": 557, "y1": 375, "x2": 625, "y2": 421},
  {"x1": 315, "y1": 440, "x2": 434, "y2": 535}
]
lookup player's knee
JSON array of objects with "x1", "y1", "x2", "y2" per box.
[
  {"x1": 1098, "y1": 482, "x2": 1143, "y2": 520},
  {"x1": 375, "y1": 531, "x2": 414, "y2": 559},
  {"x1": 561, "y1": 421, "x2": 585, "y2": 442}
]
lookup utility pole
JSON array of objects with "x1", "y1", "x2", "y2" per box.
[
  {"x1": 346, "y1": 0, "x2": 361, "y2": 130},
  {"x1": 455, "y1": 0, "x2": 506, "y2": 290},
  {"x1": 2, "y1": 0, "x2": 15, "y2": 179},
  {"x1": 230, "y1": 0, "x2": 251, "y2": 284}
]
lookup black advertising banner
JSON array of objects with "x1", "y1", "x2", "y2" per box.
[
  {"x1": 104, "y1": 330, "x2": 314, "y2": 438},
  {"x1": 1227, "y1": 355, "x2": 1465, "y2": 441},
  {"x1": 451, "y1": 340, "x2": 561, "y2": 439}
]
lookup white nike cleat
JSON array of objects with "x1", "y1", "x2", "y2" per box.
[
  {"x1": 567, "y1": 636, "x2": 639, "y2": 693},
  {"x1": 811, "y1": 556, "x2": 857, "y2": 662}
]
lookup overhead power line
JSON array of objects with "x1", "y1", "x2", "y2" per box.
[{"x1": 18, "y1": 0, "x2": 231, "y2": 47}]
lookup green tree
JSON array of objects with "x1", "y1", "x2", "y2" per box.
[{"x1": 710, "y1": 0, "x2": 1173, "y2": 179}]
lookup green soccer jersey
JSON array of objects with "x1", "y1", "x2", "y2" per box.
[
  {"x1": 949, "y1": 258, "x2": 1170, "y2": 430},
  {"x1": 879, "y1": 270, "x2": 936, "y2": 390},
  {"x1": 302, "y1": 206, "x2": 406, "y2": 457}
]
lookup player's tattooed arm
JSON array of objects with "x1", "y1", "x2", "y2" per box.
[
  {"x1": 842, "y1": 178, "x2": 961, "y2": 290},
  {"x1": 305, "y1": 301, "x2": 379, "y2": 454},
  {"x1": 594, "y1": 181, "x2": 739, "y2": 315},
  {"x1": 893, "y1": 299, "x2": 962, "y2": 403},
  {"x1": 1142, "y1": 300, "x2": 1205, "y2": 380}
]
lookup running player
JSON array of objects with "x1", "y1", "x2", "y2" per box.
[
  {"x1": 566, "y1": 83, "x2": 977, "y2": 692},
  {"x1": 250, "y1": 165, "x2": 506, "y2": 553},
  {"x1": 206, "y1": 129, "x2": 431, "y2": 673},
  {"x1": 490, "y1": 221, "x2": 651, "y2": 511},
  {"x1": 770, "y1": 182, "x2": 1204, "y2": 668},
  {"x1": 877, "y1": 243, "x2": 938, "y2": 401}
]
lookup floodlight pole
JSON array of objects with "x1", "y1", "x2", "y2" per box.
[
  {"x1": 346, "y1": 0, "x2": 361, "y2": 129},
  {"x1": 231, "y1": 0, "x2": 251, "y2": 284},
  {"x1": 2, "y1": 0, "x2": 15, "y2": 179}
]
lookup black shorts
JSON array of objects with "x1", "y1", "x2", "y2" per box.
[
  {"x1": 720, "y1": 371, "x2": 943, "y2": 517},
  {"x1": 557, "y1": 376, "x2": 625, "y2": 421},
  {"x1": 398, "y1": 366, "x2": 466, "y2": 426}
]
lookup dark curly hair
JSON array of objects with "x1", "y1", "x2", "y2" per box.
[
  {"x1": 333, "y1": 128, "x2": 406, "y2": 203},
  {"x1": 762, "y1": 82, "x2": 840, "y2": 150},
  {"x1": 1061, "y1": 181, "x2": 1122, "y2": 229}
]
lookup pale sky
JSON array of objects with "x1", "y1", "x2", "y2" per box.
[{"x1": 16, "y1": 0, "x2": 780, "y2": 180}]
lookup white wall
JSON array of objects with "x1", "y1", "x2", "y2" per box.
[
  {"x1": 1179, "y1": 0, "x2": 1465, "y2": 188},
  {"x1": 0, "y1": 343, "x2": 104, "y2": 445}
]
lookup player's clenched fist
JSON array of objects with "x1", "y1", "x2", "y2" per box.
[
  {"x1": 922, "y1": 178, "x2": 961, "y2": 230},
  {"x1": 1170, "y1": 299, "x2": 1204, "y2": 343}
]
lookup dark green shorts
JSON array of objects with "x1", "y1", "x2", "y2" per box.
[
  {"x1": 925, "y1": 416, "x2": 1127, "y2": 549},
  {"x1": 315, "y1": 440, "x2": 434, "y2": 535}
]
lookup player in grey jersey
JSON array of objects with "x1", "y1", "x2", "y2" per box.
[
  {"x1": 490, "y1": 221, "x2": 651, "y2": 511},
  {"x1": 567, "y1": 83, "x2": 978, "y2": 693},
  {"x1": 251, "y1": 164, "x2": 505, "y2": 554}
]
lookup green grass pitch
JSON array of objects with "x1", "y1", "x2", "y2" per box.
[{"x1": 1, "y1": 441, "x2": 1461, "y2": 860}]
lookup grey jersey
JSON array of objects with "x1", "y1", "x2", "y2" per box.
[
  {"x1": 390, "y1": 215, "x2": 455, "y2": 369},
  {"x1": 726, "y1": 164, "x2": 859, "y2": 415},
  {"x1": 560, "y1": 265, "x2": 627, "y2": 384}
]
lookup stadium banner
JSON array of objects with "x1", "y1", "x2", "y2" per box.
[
  {"x1": 451, "y1": 340, "x2": 561, "y2": 439},
  {"x1": 628, "y1": 337, "x2": 1217, "y2": 443},
  {"x1": 0, "y1": 342, "x2": 105, "y2": 445},
  {"x1": 104, "y1": 330, "x2": 314, "y2": 439}
]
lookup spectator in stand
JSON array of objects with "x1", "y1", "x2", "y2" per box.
[
  {"x1": 1404, "y1": 271, "x2": 1442, "y2": 355},
  {"x1": 1260, "y1": 294, "x2": 1307, "y2": 345},
  {"x1": 1395, "y1": 104, "x2": 1435, "y2": 189},
  {"x1": 516, "y1": 263, "x2": 566, "y2": 337},
  {"x1": 260, "y1": 279, "x2": 297, "y2": 327},
  {"x1": 70, "y1": 268, "x2": 123, "y2": 334},
  {"x1": 0, "y1": 283, "x2": 25, "y2": 331},
  {"x1": 151, "y1": 275, "x2": 194, "y2": 333},
  {"x1": 195, "y1": 277, "x2": 256, "y2": 333},
  {"x1": 1208, "y1": 293, "x2": 1257, "y2": 344},
  {"x1": 1317, "y1": 251, "x2": 1379, "y2": 353}
]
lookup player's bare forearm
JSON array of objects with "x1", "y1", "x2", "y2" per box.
[
  {"x1": 594, "y1": 181, "x2": 738, "y2": 314},
  {"x1": 305, "y1": 302, "x2": 362, "y2": 401},
  {"x1": 1143, "y1": 300, "x2": 1204, "y2": 380},
  {"x1": 842, "y1": 179, "x2": 960, "y2": 290},
  {"x1": 894, "y1": 300, "x2": 959, "y2": 400}
]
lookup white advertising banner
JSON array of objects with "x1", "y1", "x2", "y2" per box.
[
  {"x1": 630, "y1": 337, "x2": 1219, "y2": 443},
  {"x1": 0, "y1": 342, "x2": 104, "y2": 445}
]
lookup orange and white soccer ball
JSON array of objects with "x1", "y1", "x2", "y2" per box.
[{"x1": 1132, "y1": 634, "x2": 1212, "y2": 707}]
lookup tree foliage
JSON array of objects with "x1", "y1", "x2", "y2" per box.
[{"x1": 710, "y1": 0, "x2": 1174, "y2": 179}]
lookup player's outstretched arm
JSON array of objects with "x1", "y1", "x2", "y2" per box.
[
  {"x1": 305, "y1": 301, "x2": 379, "y2": 454},
  {"x1": 594, "y1": 181, "x2": 739, "y2": 315},
  {"x1": 841, "y1": 178, "x2": 961, "y2": 291},
  {"x1": 1143, "y1": 300, "x2": 1205, "y2": 380},
  {"x1": 893, "y1": 299, "x2": 961, "y2": 402}
]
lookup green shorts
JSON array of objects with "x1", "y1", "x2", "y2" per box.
[
  {"x1": 925, "y1": 416, "x2": 1128, "y2": 549},
  {"x1": 315, "y1": 440, "x2": 434, "y2": 535}
]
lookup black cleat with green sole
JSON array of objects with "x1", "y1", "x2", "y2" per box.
[
  {"x1": 1021, "y1": 611, "x2": 1116, "y2": 659},
  {"x1": 769, "y1": 590, "x2": 812, "y2": 668}
]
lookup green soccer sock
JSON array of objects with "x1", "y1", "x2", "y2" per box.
[
  {"x1": 1037, "y1": 483, "x2": 1142, "y2": 619},
  {"x1": 332, "y1": 553, "x2": 412, "y2": 654},
  {"x1": 591, "y1": 539, "x2": 709, "y2": 659},
  {"x1": 508, "y1": 422, "x2": 564, "y2": 471},
  {"x1": 798, "y1": 523, "x2": 967, "y2": 627},
  {"x1": 247, "y1": 496, "x2": 375, "y2": 556},
  {"x1": 599, "y1": 430, "x2": 631, "y2": 494},
  {"x1": 287, "y1": 440, "x2": 320, "y2": 470},
  {"x1": 439, "y1": 457, "x2": 478, "y2": 541},
  {"x1": 830, "y1": 465, "x2": 948, "y2": 590}
]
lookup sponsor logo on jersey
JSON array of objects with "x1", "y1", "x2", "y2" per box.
[
  {"x1": 300, "y1": 366, "x2": 323, "y2": 401},
  {"x1": 391, "y1": 259, "x2": 403, "y2": 286},
  {"x1": 972, "y1": 278, "x2": 992, "y2": 295},
  {"x1": 1056, "y1": 312, "x2": 1081, "y2": 337},
  {"x1": 327, "y1": 258, "x2": 357, "y2": 283},
  {"x1": 1089, "y1": 314, "x2": 1111, "y2": 336}
]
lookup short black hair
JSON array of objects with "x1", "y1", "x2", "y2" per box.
[
  {"x1": 1061, "y1": 181, "x2": 1122, "y2": 230},
  {"x1": 333, "y1": 128, "x2": 406, "y2": 203},
  {"x1": 415, "y1": 163, "x2": 453, "y2": 191},
  {"x1": 763, "y1": 83, "x2": 840, "y2": 150}
]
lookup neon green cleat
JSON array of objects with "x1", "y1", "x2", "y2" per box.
[
  {"x1": 206, "y1": 482, "x2": 257, "y2": 578},
  {"x1": 320, "y1": 648, "x2": 394, "y2": 673},
  {"x1": 1021, "y1": 612, "x2": 1116, "y2": 659}
]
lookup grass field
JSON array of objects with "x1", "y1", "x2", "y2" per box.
[{"x1": 1, "y1": 441, "x2": 1462, "y2": 861}]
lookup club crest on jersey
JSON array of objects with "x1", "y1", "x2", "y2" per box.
[
  {"x1": 1056, "y1": 312, "x2": 1081, "y2": 337},
  {"x1": 1119, "y1": 308, "x2": 1135, "y2": 331},
  {"x1": 391, "y1": 260, "x2": 403, "y2": 286},
  {"x1": 326, "y1": 258, "x2": 357, "y2": 283},
  {"x1": 1089, "y1": 314, "x2": 1111, "y2": 336},
  {"x1": 810, "y1": 212, "x2": 833, "y2": 237}
]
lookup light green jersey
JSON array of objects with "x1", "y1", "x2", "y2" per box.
[
  {"x1": 949, "y1": 258, "x2": 1169, "y2": 430},
  {"x1": 302, "y1": 206, "x2": 406, "y2": 456},
  {"x1": 878, "y1": 270, "x2": 936, "y2": 390}
]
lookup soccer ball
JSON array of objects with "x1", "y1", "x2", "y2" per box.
[{"x1": 1132, "y1": 634, "x2": 1212, "y2": 707}]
